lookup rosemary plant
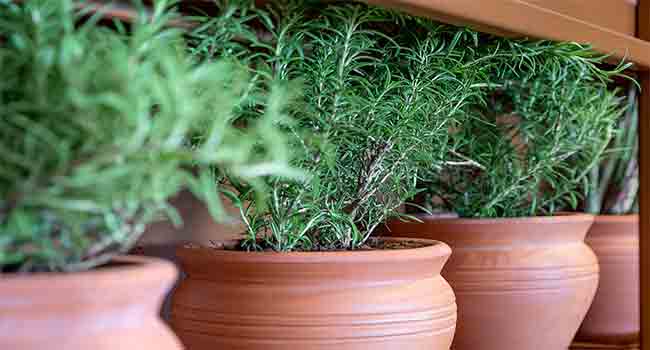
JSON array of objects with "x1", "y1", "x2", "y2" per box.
[
  {"x1": 189, "y1": 2, "x2": 485, "y2": 251},
  {"x1": 0, "y1": 0, "x2": 294, "y2": 272},
  {"x1": 585, "y1": 85, "x2": 638, "y2": 214},
  {"x1": 422, "y1": 40, "x2": 629, "y2": 217}
]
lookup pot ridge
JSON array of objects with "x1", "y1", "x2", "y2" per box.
[
  {"x1": 170, "y1": 237, "x2": 457, "y2": 350},
  {"x1": 384, "y1": 214, "x2": 598, "y2": 350}
]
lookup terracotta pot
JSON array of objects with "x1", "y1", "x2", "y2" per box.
[
  {"x1": 383, "y1": 214, "x2": 598, "y2": 350},
  {"x1": 0, "y1": 255, "x2": 182, "y2": 350},
  {"x1": 576, "y1": 214, "x2": 639, "y2": 345},
  {"x1": 170, "y1": 237, "x2": 457, "y2": 350}
]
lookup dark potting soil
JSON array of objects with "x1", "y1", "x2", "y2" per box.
[
  {"x1": 364, "y1": 238, "x2": 430, "y2": 250},
  {"x1": 184, "y1": 237, "x2": 431, "y2": 252}
]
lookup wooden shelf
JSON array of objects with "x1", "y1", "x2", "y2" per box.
[
  {"x1": 526, "y1": 0, "x2": 637, "y2": 36},
  {"x1": 363, "y1": 0, "x2": 650, "y2": 68}
]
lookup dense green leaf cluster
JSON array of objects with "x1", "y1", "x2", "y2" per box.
[
  {"x1": 189, "y1": 2, "x2": 489, "y2": 250},
  {"x1": 192, "y1": 1, "x2": 629, "y2": 245},
  {"x1": 424, "y1": 41, "x2": 629, "y2": 217},
  {"x1": 0, "y1": 0, "x2": 294, "y2": 271},
  {"x1": 3, "y1": 0, "x2": 627, "y2": 265}
]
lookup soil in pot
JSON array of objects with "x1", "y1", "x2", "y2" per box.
[
  {"x1": 170, "y1": 237, "x2": 456, "y2": 350},
  {"x1": 576, "y1": 214, "x2": 639, "y2": 345},
  {"x1": 383, "y1": 214, "x2": 599, "y2": 350},
  {"x1": 0, "y1": 255, "x2": 182, "y2": 350}
]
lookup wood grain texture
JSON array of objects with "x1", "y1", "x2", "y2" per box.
[
  {"x1": 362, "y1": 0, "x2": 650, "y2": 68},
  {"x1": 638, "y1": 74, "x2": 650, "y2": 350},
  {"x1": 636, "y1": 2, "x2": 650, "y2": 350},
  {"x1": 525, "y1": 0, "x2": 637, "y2": 36}
]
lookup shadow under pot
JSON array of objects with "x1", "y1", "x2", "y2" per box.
[
  {"x1": 169, "y1": 237, "x2": 456, "y2": 350},
  {"x1": 383, "y1": 214, "x2": 598, "y2": 350},
  {"x1": 0, "y1": 255, "x2": 182, "y2": 350},
  {"x1": 575, "y1": 214, "x2": 639, "y2": 345}
]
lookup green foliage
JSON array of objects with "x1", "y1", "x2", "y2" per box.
[
  {"x1": 585, "y1": 85, "x2": 638, "y2": 214},
  {"x1": 0, "y1": 0, "x2": 294, "y2": 272},
  {"x1": 190, "y1": 2, "x2": 486, "y2": 250},
  {"x1": 189, "y1": 0, "x2": 629, "y2": 242},
  {"x1": 423, "y1": 40, "x2": 629, "y2": 217}
]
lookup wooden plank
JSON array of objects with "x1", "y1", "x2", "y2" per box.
[
  {"x1": 637, "y1": 2, "x2": 650, "y2": 350},
  {"x1": 639, "y1": 72, "x2": 650, "y2": 350},
  {"x1": 525, "y1": 0, "x2": 637, "y2": 36},
  {"x1": 363, "y1": 0, "x2": 650, "y2": 68}
]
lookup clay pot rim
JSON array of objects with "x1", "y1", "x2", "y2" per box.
[
  {"x1": 177, "y1": 237, "x2": 450, "y2": 264},
  {"x1": 0, "y1": 255, "x2": 177, "y2": 285},
  {"x1": 408, "y1": 212, "x2": 594, "y2": 225}
]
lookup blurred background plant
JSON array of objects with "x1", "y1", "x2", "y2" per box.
[
  {"x1": 584, "y1": 84, "x2": 638, "y2": 214},
  {"x1": 0, "y1": 0, "x2": 295, "y2": 272}
]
